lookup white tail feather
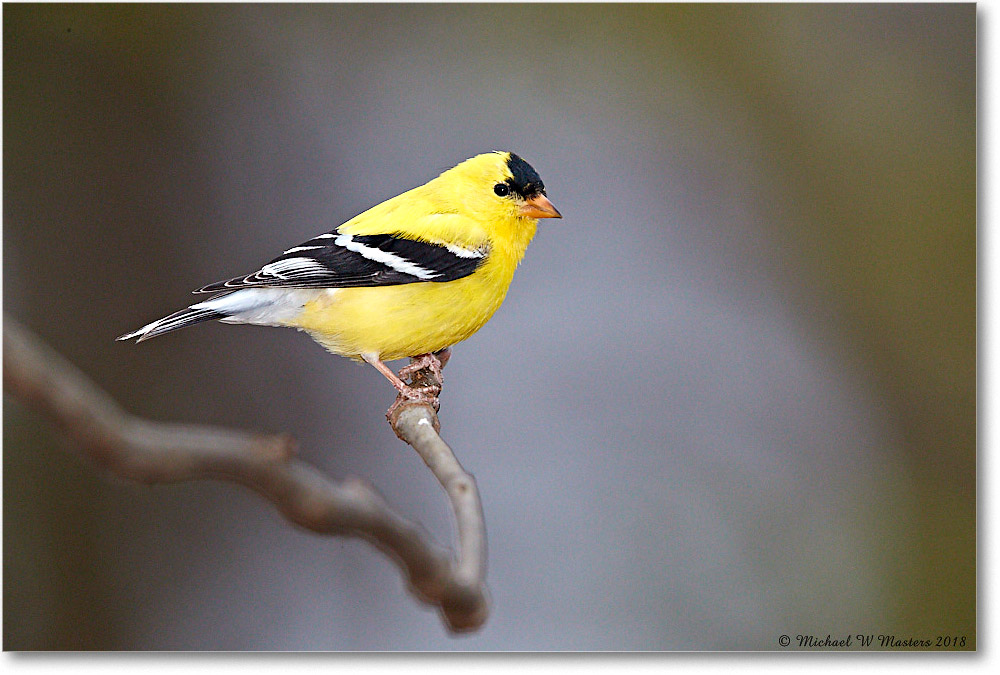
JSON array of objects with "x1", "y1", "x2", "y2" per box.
[{"x1": 118, "y1": 288, "x2": 324, "y2": 342}]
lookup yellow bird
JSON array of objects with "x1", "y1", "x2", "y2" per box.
[{"x1": 118, "y1": 151, "x2": 561, "y2": 404}]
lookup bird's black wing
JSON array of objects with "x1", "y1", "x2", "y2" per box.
[{"x1": 194, "y1": 232, "x2": 488, "y2": 293}]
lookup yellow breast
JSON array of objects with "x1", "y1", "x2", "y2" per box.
[{"x1": 291, "y1": 252, "x2": 520, "y2": 361}]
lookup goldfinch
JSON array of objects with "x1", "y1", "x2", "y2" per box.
[{"x1": 118, "y1": 151, "x2": 561, "y2": 403}]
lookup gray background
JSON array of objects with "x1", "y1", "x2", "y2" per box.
[{"x1": 4, "y1": 4, "x2": 974, "y2": 649}]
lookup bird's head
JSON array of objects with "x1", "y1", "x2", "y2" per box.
[{"x1": 435, "y1": 151, "x2": 562, "y2": 224}]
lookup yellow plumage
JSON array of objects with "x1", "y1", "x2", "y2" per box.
[
  {"x1": 295, "y1": 153, "x2": 541, "y2": 361},
  {"x1": 119, "y1": 151, "x2": 560, "y2": 402},
  {"x1": 298, "y1": 257, "x2": 525, "y2": 362}
]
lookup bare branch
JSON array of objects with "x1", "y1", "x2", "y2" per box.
[
  {"x1": 390, "y1": 404, "x2": 489, "y2": 629},
  {"x1": 2, "y1": 314, "x2": 489, "y2": 632}
]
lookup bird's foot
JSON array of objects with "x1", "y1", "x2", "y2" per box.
[
  {"x1": 398, "y1": 350, "x2": 447, "y2": 385},
  {"x1": 387, "y1": 383, "x2": 440, "y2": 420},
  {"x1": 386, "y1": 350, "x2": 451, "y2": 420}
]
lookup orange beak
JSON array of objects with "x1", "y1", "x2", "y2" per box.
[{"x1": 519, "y1": 194, "x2": 562, "y2": 219}]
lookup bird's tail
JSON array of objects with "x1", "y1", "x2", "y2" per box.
[
  {"x1": 117, "y1": 288, "x2": 310, "y2": 342},
  {"x1": 117, "y1": 305, "x2": 227, "y2": 342}
]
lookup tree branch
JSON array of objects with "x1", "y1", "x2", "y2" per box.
[{"x1": 2, "y1": 314, "x2": 488, "y2": 633}]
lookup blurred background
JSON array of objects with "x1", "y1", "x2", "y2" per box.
[{"x1": 3, "y1": 3, "x2": 974, "y2": 650}]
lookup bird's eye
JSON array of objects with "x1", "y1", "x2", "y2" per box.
[{"x1": 493, "y1": 183, "x2": 511, "y2": 197}]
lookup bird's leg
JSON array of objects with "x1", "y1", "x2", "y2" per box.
[
  {"x1": 361, "y1": 353, "x2": 440, "y2": 406},
  {"x1": 361, "y1": 353, "x2": 437, "y2": 398},
  {"x1": 365, "y1": 350, "x2": 453, "y2": 419},
  {"x1": 434, "y1": 346, "x2": 452, "y2": 369}
]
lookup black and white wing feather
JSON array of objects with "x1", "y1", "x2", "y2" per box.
[
  {"x1": 117, "y1": 230, "x2": 490, "y2": 342},
  {"x1": 195, "y1": 232, "x2": 488, "y2": 293}
]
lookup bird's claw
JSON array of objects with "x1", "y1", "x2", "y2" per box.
[
  {"x1": 387, "y1": 384, "x2": 440, "y2": 419},
  {"x1": 386, "y1": 351, "x2": 449, "y2": 419},
  {"x1": 398, "y1": 352, "x2": 445, "y2": 385}
]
